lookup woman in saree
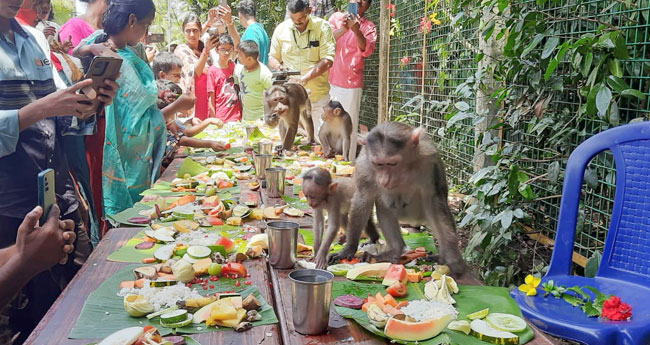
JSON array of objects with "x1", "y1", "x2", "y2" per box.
[{"x1": 85, "y1": 0, "x2": 191, "y2": 217}]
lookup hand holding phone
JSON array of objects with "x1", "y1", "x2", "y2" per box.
[
  {"x1": 80, "y1": 56, "x2": 122, "y2": 114},
  {"x1": 37, "y1": 169, "x2": 56, "y2": 225}
]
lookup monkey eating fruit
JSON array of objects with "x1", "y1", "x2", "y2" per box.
[{"x1": 263, "y1": 84, "x2": 314, "y2": 151}]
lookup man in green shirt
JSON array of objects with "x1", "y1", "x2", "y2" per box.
[
  {"x1": 269, "y1": 0, "x2": 335, "y2": 135},
  {"x1": 237, "y1": 0, "x2": 270, "y2": 67},
  {"x1": 235, "y1": 40, "x2": 273, "y2": 121}
]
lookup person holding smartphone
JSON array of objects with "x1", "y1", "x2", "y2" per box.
[
  {"x1": 0, "y1": 0, "x2": 118, "y2": 341},
  {"x1": 327, "y1": 0, "x2": 376, "y2": 162}
]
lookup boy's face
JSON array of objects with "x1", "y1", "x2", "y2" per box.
[
  {"x1": 160, "y1": 66, "x2": 182, "y2": 84},
  {"x1": 217, "y1": 43, "x2": 234, "y2": 62},
  {"x1": 0, "y1": 0, "x2": 25, "y2": 19},
  {"x1": 238, "y1": 51, "x2": 257, "y2": 69}
]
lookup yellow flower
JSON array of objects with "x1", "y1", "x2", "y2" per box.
[
  {"x1": 430, "y1": 12, "x2": 442, "y2": 25},
  {"x1": 518, "y1": 274, "x2": 541, "y2": 296}
]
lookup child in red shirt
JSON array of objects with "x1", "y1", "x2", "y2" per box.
[{"x1": 207, "y1": 34, "x2": 242, "y2": 122}]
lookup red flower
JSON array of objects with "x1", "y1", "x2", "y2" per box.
[
  {"x1": 400, "y1": 56, "x2": 410, "y2": 67},
  {"x1": 601, "y1": 296, "x2": 632, "y2": 321},
  {"x1": 419, "y1": 16, "x2": 432, "y2": 34},
  {"x1": 386, "y1": 3, "x2": 396, "y2": 17}
]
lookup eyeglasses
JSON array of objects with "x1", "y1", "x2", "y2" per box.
[{"x1": 218, "y1": 48, "x2": 233, "y2": 53}]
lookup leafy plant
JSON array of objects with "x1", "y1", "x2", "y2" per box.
[{"x1": 443, "y1": 0, "x2": 647, "y2": 286}]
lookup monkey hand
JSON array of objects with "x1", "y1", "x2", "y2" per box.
[
  {"x1": 327, "y1": 246, "x2": 357, "y2": 264},
  {"x1": 362, "y1": 249, "x2": 402, "y2": 264},
  {"x1": 314, "y1": 253, "x2": 328, "y2": 270}
]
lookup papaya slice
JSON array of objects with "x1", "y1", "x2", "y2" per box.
[{"x1": 177, "y1": 195, "x2": 196, "y2": 206}]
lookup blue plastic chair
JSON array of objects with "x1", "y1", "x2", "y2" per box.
[{"x1": 511, "y1": 122, "x2": 650, "y2": 345}]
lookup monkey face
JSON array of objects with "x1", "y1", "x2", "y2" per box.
[
  {"x1": 321, "y1": 106, "x2": 334, "y2": 122},
  {"x1": 302, "y1": 182, "x2": 328, "y2": 208},
  {"x1": 263, "y1": 88, "x2": 289, "y2": 128}
]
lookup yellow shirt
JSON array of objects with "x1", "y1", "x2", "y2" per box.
[{"x1": 269, "y1": 16, "x2": 335, "y2": 102}]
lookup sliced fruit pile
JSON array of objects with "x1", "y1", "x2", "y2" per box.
[{"x1": 444, "y1": 306, "x2": 528, "y2": 345}]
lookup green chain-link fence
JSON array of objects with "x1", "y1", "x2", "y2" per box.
[{"x1": 360, "y1": 0, "x2": 650, "y2": 262}]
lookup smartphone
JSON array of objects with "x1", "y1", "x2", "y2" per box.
[
  {"x1": 80, "y1": 56, "x2": 123, "y2": 114},
  {"x1": 37, "y1": 169, "x2": 56, "y2": 225},
  {"x1": 219, "y1": 0, "x2": 228, "y2": 7},
  {"x1": 348, "y1": 1, "x2": 358, "y2": 16}
]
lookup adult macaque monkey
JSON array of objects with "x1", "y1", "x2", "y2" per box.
[
  {"x1": 303, "y1": 168, "x2": 380, "y2": 269},
  {"x1": 263, "y1": 84, "x2": 315, "y2": 150},
  {"x1": 319, "y1": 101, "x2": 353, "y2": 161},
  {"x1": 328, "y1": 122, "x2": 469, "y2": 276}
]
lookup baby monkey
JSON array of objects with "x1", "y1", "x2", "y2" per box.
[
  {"x1": 319, "y1": 101, "x2": 353, "y2": 161},
  {"x1": 302, "y1": 167, "x2": 379, "y2": 269}
]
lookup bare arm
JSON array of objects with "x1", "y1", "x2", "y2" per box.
[
  {"x1": 269, "y1": 56, "x2": 283, "y2": 70},
  {"x1": 194, "y1": 50, "x2": 210, "y2": 78},
  {"x1": 178, "y1": 137, "x2": 228, "y2": 151},
  {"x1": 183, "y1": 117, "x2": 222, "y2": 137},
  {"x1": 161, "y1": 94, "x2": 195, "y2": 121},
  {"x1": 333, "y1": 27, "x2": 348, "y2": 40},
  {"x1": 352, "y1": 25, "x2": 367, "y2": 52},
  {"x1": 302, "y1": 59, "x2": 333, "y2": 83},
  {"x1": 208, "y1": 92, "x2": 216, "y2": 118}
]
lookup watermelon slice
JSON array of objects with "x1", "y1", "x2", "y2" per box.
[
  {"x1": 216, "y1": 236, "x2": 235, "y2": 253},
  {"x1": 382, "y1": 264, "x2": 408, "y2": 286}
]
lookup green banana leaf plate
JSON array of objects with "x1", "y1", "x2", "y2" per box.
[
  {"x1": 70, "y1": 264, "x2": 278, "y2": 339},
  {"x1": 332, "y1": 281, "x2": 534, "y2": 345}
]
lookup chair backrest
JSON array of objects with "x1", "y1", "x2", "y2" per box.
[{"x1": 547, "y1": 122, "x2": 650, "y2": 285}]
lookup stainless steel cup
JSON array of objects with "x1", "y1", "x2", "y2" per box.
[
  {"x1": 289, "y1": 269, "x2": 334, "y2": 335},
  {"x1": 265, "y1": 167, "x2": 286, "y2": 198},
  {"x1": 267, "y1": 221, "x2": 299, "y2": 268},
  {"x1": 253, "y1": 154, "x2": 272, "y2": 180},
  {"x1": 258, "y1": 141, "x2": 273, "y2": 155}
]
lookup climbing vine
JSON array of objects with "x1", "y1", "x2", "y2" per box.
[{"x1": 441, "y1": 0, "x2": 647, "y2": 286}]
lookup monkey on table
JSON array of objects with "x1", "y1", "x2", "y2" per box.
[
  {"x1": 302, "y1": 168, "x2": 380, "y2": 269},
  {"x1": 328, "y1": 122, "x2": 469, "y2": 276},
  {"x1": 263, "y1": 83, "x2": 315, "y2": 151},
  {"x1": 319, "y1": 101, "x2": 353, "y2": 161}
]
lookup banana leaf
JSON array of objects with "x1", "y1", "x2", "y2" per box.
[
  {"x1": 106, "y1": 203, "x2": 153, "y2": 227},
  {"x1": 281, "y1": 195, "x2": 310, "y2": 211},
  {"x1": 178, "y1": 158, "x2": 208, "y2": 177},
  {"x1": 88, "y1": 335, "x2": 201, "y2": 345},
  {"x1": 332, "y1": 281, "x2": 534, "y2": 345},
  {"x1": 298, "y1": 229, "x2": 438, "y2": 255},
  {"x1": 108, "y1": 225, "x2": 247, "y2": 263},
  {"x1": 247, "y1": 127, "x2": 267, "y2": 141},
  {"x1": 70, "y1": 264, "x2": 278, "y2": 339}
]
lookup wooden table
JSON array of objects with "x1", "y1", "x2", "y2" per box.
[
  {"x1": 25, "y1": 154, "x2": 560, "y2": 345},
  {"x1": 24, "y1": 227, "x2": 281, "y2": 345},
  {"x1": 257, "y1": 183, "x2": 560, "y2": 345}
]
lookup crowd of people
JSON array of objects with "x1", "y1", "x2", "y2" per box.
[{"x1": 0, "y1": 0, "x2": 376, "y2": 343}]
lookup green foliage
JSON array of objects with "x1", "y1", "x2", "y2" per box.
[
  {"x1": 442, "y1": 0, "x2": 647, "y2": 286},
  {"x1": 51, "y1": 0, "x2": 74, "y2": 25}
]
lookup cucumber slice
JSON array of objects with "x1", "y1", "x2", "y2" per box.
[
  {"x1": 146, "y1": 306, "x2": 178, "y2": 320},
  {"x1": 233, "y1": 205, "x2": 251, "y2": 218},
  {"x1": 160, "y1": 313, "x2": 193, "y2": 328},
  {"x1": 326, "y1": 264, "x2": 354, "y2": 276},
  {"x1": 470, "y1": 319, "x2": 519, "y2": 345},
  {"x1": 149, "y1": 280, "x2": 176, "y2": 287},
  {"x1": 154, "y1": 244, "x2": 176, "y2": 262},
  {"x1": 485, "y1": 313, "x2": 527, "y2": 333},
  {"x1": 161, "y1": 309, "x2": 188, "y2": 324},
  {"x1": 187, "y1": 245, "x2": 211, "y2": 259},
  {"x1": 467, "y1": 307, "x2": 490, "y2": 320}
]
